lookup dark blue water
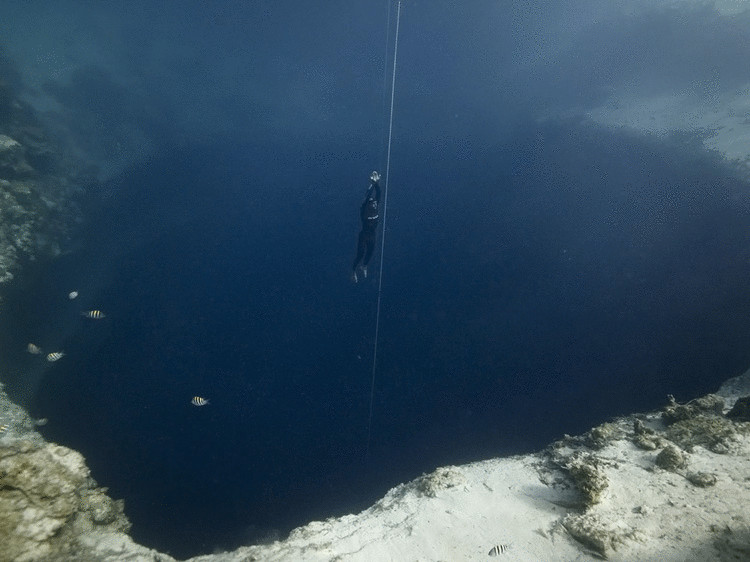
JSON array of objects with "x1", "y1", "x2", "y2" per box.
[
  {"x1": 1, "y1": 1, "x2": 749, "y2": 558},
  {"x1": 0, "y1": 120, "x2": 744, "y2": 558}
]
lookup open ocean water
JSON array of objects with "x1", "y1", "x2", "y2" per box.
[{"x1": 1, "y1": 1, "x2": 749, "y2": 558}]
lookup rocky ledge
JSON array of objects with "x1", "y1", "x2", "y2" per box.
[{"x1": 0, "y1": 384, "x2": 174, "y2": 562}]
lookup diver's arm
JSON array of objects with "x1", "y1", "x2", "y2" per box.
[{"x1": 370, "y1": 180, "x2": 381, "y2": 202}]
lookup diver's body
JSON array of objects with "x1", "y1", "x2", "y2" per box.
[{"x1": 352, "y1": 171, "x2": 382, "y2": 283}]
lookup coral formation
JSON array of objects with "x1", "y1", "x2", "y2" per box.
[{"x1": 655, "y1": 444, "x2": 687, "y2": 471}]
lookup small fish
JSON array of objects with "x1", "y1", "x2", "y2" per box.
[
  {"x1": 46, "y1": 352, "x2": 65, "y2": 362},
  {"x1": 27, "y1": 343, "x2": 42, "y2": 355},
  {"x1": 68, "y1": 291, "x2": 79, "y2": 300},
  {"x1": 0, "y1": 424, "x2": 8, "y2": 433},
  {"x1": 488, "y1": 544, "x2": 511, "y2": 556},
  {"x1": 81, "y1": 310, "x2": 106, "y2": 319},
  {"x1": 191, "y1": 396, "x2": 210, "y2": 406}
]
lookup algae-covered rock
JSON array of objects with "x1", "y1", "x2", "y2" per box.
[
  {"x1": 0, "y1": 134, "x2": 20, "y2": 151},
  {"x1": 662, "y1": 393, "x2": 725, "y2": 425},
  {"x1": 0, "y1": 382, "x2": 173, "y2": 562},
  {"x1": 0, "y1": 440, "x2": 82, "y2": 560},
  {"x1": 633, "y1": 434, "x2": 659, "y2": 450},
  {"x1": 586, "y1": 422, "x2": 623, "y2": 450},
  {"x1": 726, "y1": 396, "x2": 750, "y2": 421},
  {"x1": 562, "y1": 512, "x2": 636, "y2": 558},
  {"x1": 1, "y1": 440, "x2": 92, "y2": 560},
  {"x1": 0, "y1": 133, "x2": 34, "y2": 178},
  {"x1": 80, "y1": 488, "x2": 130, "y2": 529},
  {"x1": 632, "y1": 418, "x2": 663, "y2": 450},
  {"x1": 655, "y1": 445, "x2": 687, "y2": 471},
  {"x1": 0, "y1": 437, "x2": 154, "y2": 561},
  {"x1": 561, "y1": 452, "x2": 609, "y2": 507},
  {"x1": 686, "y1": 471, "x2": 718, "y2": 488},
  {"x1": 413, "y1": 466, "x2": 465, "y2": 498},
  {"x1": 0, "y1": 438, "x2": 170, "y2": 561},
  {"x1": 665, "y1": 414, "x2": 744, "y2": 454}
]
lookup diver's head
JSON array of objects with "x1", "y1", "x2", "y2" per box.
[{"x1": 370, "y1": 171, "x2": 380, "y2": 183}]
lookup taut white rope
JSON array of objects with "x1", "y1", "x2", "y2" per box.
[{"x1": 367, "y1": 0, "x2": 402, "y2": 459}]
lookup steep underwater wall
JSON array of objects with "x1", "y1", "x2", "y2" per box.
[{"x1": 0, "y1": 65, "x2": 91, "y2": 289}]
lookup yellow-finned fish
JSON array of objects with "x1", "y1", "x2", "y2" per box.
[
  {"x1": 46, "y1": 352, "x2": 65, "y2": 362},
  {"x1": 0, "y1": 424, "x2": 8, "y2": 433},
  {"x1": 27, "y1": 343, "x2": 42, "y2": 355},
  {"x1": 81, "y1": 310, "x2": 106, "y2": 319},
  {"x1": 191, "y1": 396, "x2": 210, "y2": 406}
]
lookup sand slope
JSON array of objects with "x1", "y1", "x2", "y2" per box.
[{"x1": 191, "y1": 371, "x2": 750, "y2": 561}]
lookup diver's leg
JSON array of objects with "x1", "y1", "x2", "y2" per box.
[
  {"x1": 362, "y1": 232, "x2": 375, "y2": 278},
  {"x1": 363, "y1": 231, "x2": 376, "y2": 264},
  {"x1": 352, "y1": 231, "x2": 366, "y2": 282}
]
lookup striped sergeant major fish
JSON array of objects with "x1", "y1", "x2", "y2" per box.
[
  {"x1": 27, "y1": 343, "x2": 42, "y2": 355},
  {"x1": 488, "y1": 544, "x2": 511, "y2": 556},
  {"x1": 46, "y1": 352, "x2": 65, "y2": 362},
  {"x1": 81, "y1": 310, "x2": 106, "y2": 319},
  {"x1": 191, "y1": 396, "x2": 210, "y2": 406},
  {"x1": 0, "y1": 424, "x2": 8, "y2": 433}
]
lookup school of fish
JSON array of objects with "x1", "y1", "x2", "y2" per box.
[{"x1": 26, "y1": 290, "x2": 207, "y2": 408}]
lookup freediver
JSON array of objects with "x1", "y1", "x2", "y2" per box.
[{"x1": 352, "y1": 171, "x2": 382, "y2": 283}]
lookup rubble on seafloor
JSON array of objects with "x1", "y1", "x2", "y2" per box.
[{"x1": 532, "y1": 385, "x2": 750, "y2": 560}]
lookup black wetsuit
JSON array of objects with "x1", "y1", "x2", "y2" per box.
[{"x1": 353, "y1": 179, "x2": 381, "y2": 273}]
